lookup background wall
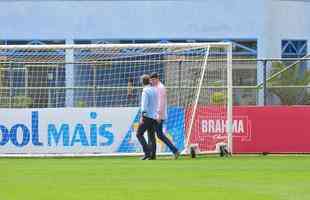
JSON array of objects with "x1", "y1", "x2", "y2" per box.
[{"x1": 0, "y1": 0, "x2": 264, "y2": 40}]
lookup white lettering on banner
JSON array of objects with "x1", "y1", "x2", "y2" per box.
[
  {"x1": 201, "y1": 119, "x2": 244, "y2": 134},
  {"x1": 0, "y1": 108, "x2": 139, "y2": 154}
]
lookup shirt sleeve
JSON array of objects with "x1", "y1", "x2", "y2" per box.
[
  {"x1": 141, "y1": 89, "x2": 148, "y2": 115},
  {"x1": 157, "y1": 86, "x2": 166, "y2": 119}
]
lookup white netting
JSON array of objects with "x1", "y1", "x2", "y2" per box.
[{"x1": 0, "y1": 43, "x2": 232, "y2": 156}]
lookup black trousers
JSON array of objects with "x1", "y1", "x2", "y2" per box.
[
  {"x1": 136, "y1": 116, "x2": 157, "y2": 158},
  {"x1": 152, "y1": 120, "x2": 178, "y2": 154}
]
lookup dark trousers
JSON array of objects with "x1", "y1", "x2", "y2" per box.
[
  {"x1": 152, "y1": 120, "x2": 178, "y2": 154},
  {"x1": 136, "y1": 117, "x2": 156, "y2": 158}
]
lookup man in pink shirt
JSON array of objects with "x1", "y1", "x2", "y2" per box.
[{"x1": 150, "y1": 73, "x2": 179, "y2": 159}]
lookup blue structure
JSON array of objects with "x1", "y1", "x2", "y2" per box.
[{"x1": 0, "y1": 0, "x2": 309, "y2": 106}]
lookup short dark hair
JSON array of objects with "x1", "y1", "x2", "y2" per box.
[
  {"x1": 150, "y1": 72, "x2": 159, "y2": 79},
  {"x1": 141, "y1": 74, "x2": 150, "y2": 86}
]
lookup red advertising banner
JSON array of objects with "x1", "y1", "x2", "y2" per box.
[{"x1": 187, "y1": 106, "x2": 310, "y2": 153}]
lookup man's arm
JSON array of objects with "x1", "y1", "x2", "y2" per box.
[
  {"x1": 141, "y1": 89, "x2": 148, "y2": 117},
  {"x1": 157, "y1": 86, "x2": 166, "y2": 120}
]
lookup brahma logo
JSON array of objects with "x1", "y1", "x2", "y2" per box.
[
  {"x1": 199, "y1": 115, "x2": 252, "y2": 141},
  {"x1": 187, "y1": 115, "x2": 253, "y2": 152},
  {"x1": 201, "y1": 119, "x2": 245, "y2": 134}
]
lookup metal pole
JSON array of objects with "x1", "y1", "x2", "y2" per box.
[
  {"x1": 178, "y1": 61, "x2": 182, "y2": 106},
  {"x1": 93, "y1": 66, "x2": 97, "y2": 107},
  {"x1": 55, "y1": 66, "x2": 59, "y2": 107},
  {"x1": 263, "y1": 60, "x2": 267, "y2": 105},
  {"x1": 9, "y1": 63, "x2": 13, "y2": 108}
]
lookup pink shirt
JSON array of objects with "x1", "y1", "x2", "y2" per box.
[{"x1": 155, "y1": 82, "x2": 167, "y2": 120}]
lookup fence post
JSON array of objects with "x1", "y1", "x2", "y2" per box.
[
  {"x1": 9, "y1": 62, "x2": 13, "y2": 108},
  {"x1": 65, "y1": 39, "x2": 74, "y2": 107},
  {"x1": 263, "y1": 60, "x2": 267, "y2": 105},
  {"x1": 93, "y1": 66, "x2": 97, "y2": 107},
  {"x1": 178, "y1": 61, "x2": 182, "y2": 106}
]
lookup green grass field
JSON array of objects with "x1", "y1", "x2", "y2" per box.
[{"x1": 1, "y1": 155, "x2": 310, "y2": 200}]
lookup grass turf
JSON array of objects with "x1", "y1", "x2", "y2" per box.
[{"x1": 1, "y1": 155, "x2": 310, "y2": 200}]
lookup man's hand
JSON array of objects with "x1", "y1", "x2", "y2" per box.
[
  {"x1": 156, "y1": 117, "x2": 161, "y2": 123},
  {"x1": 140, "y1": 117, "x2": 144, "y2": 124},
  {"x1": 140, "y1": 111, "x2": 147, "y2": 124}
]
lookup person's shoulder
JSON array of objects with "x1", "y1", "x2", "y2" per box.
[
  {"x1": 158, "y1": 82, "x2": 166, "y2": 90},
  {"x1": 158, "y1": 82, "x2": 164, "y2": 87},
  {"x1": 143, "y1": 85, "x2": 153, "y2": 92},
  {"x1": 142, "y1": 86, "x2": 149, "y2": 92}
]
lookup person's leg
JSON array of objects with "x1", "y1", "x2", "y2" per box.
[
  {"x1": 136, "y1": 119, "x2": 150, "y2": 158},
  {"x1": 155, "y1": 120, "x2": 178, "y2": 154},
  {"x1": 147, "y1": 120, "x2": 157, "y2": 159}
]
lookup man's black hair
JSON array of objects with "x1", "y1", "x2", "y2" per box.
[{"x1": 150, "y1": 72, "x2": 159, "y2": 79}]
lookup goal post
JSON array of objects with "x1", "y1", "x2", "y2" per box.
[
  {"x1": 183, "y1": 46, "x2": 210, "y2": 152},
  {"x1": 180, "y1": 43, "x2": 233, "y2": 155},
  {"x1": 0, "y1": 42, "x2": 232, "y2": 157}
]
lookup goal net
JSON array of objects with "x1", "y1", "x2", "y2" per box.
[{"x1": 0, "y1": 43, "x2": 232, "y2": 157}]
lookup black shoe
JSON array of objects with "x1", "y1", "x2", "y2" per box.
[
  {"x1": 173, "y1": 151, "x2": 180, "y2": 160},
  {"x1": 149, "y1": 157, "x2": 156, "y2": 160},
  {"x1": 140, "y1": 155, "x2": 150, "y2": 160}
]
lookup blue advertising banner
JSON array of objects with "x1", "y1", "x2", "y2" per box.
[{"x1": 0, "y1": 107, "x2": 184, "y2": 155}]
